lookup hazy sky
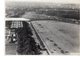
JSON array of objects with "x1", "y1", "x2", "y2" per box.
[{"x1": 6, "y1": 0, "x2": 80, "y2": 4}]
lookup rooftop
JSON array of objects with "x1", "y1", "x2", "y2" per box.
[{"x1": 5, "y1": 18, "x2": 30, "y2": 21}]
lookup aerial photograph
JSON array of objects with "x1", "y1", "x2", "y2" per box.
[{"x1": 5, "y1": 0, "x2": 80, "y2": 55}]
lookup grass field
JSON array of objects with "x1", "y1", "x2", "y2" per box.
[{"x1": 32, "y1": 21, "x2": 80, "y2": 54}]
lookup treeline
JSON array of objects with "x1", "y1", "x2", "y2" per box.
[
  {"x1": 6, "y1": 6, "x2": 79, "y2": 20},
  {"x1": 6, "y1": 8, "x2": 25, "y2": 17},
  {"x1": 36, "y1": 8, "x2": 79, "y2": 20}
]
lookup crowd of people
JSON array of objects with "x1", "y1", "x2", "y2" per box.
[{"x1": 15, "y1": 21, "x2": 41, "y2": 55}]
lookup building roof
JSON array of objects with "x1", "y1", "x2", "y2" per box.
[{"x1": 5, "y1": 18, "x2": 30, "y2": 21}]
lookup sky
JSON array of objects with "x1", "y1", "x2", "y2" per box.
[{"x1": 6, "y1": 0, "x2": 80, "y2": 4}]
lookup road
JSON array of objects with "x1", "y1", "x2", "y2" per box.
[
  {"x1": 5, "y1": 43, "x2": 17, "y2": 55},
  {"x1": 31, "y1": 21, "x2": 80, "y2": 54}
]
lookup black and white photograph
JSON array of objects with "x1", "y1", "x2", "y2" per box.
[{"x1": 5, "y1": 0, "x2": 80, "y2": 55}]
